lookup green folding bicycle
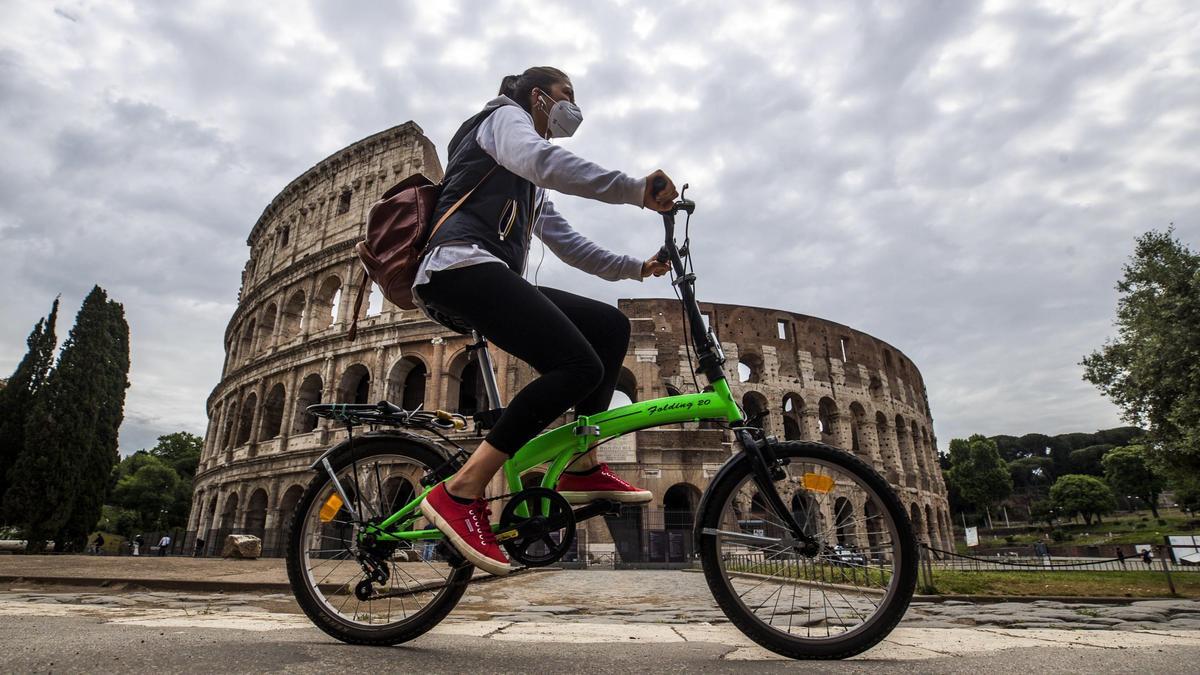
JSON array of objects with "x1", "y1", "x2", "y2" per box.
[{"x1": 285, "y1": 186, "x2": 917, "y2": 660}]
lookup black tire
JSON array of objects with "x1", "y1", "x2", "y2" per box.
[
  {"x1": 285, "y1": 436, "x2": 474, "y2": 646},
  {"x1": 698, "y1": 440, "x2": 917, "y2": 660}
]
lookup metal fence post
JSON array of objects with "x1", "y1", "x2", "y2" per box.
[{"x1": 1161, "y1": 536, "x2": 1177, "y2": 596}]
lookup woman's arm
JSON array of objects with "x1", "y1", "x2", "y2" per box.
[
  {"x1": 535, "y1": 198, "x2": 644, "y2": 282},
  {"x1": 476, "y1": 104, "x2": 645, "y2": 207}
]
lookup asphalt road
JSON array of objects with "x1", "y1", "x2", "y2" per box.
[{"x1": 2, "y1": 611, "x2": 1199, "y2": 674}]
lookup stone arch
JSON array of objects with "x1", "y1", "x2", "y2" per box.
[
  {"x1": 220, "y1": 491, "x2": 240, "y2": 530},
  {"x1": 446, "y1": 350, "x2": 486, "y2": 416},
  {"x1": 664, "y1": 382, "x2": 682, "y2": 397},
  {"x1": 741, "y1": 390, "x2": 769, "y2": 429},
  {"x1": 294, "y1": 373, "x2": 323, "y2": 433},
  {"x1": 911, "y1": 420, "x2": 925, "y2": 474},
  {"x1": 382, "y1": 475, "x2": 418, "y2": 514},
  {"x1": 366, "y1": 282, "x2": 384, "y2": 317},
  {"x1": 834, "y1": 496, "x2": 856, "y2": 546},
  {"x1": 276, "y1": 484, "x2": 305, "y2": 547},
  {"x1": 386, "y1": 355, "x2": 428, "y2": 410},
  {"x1": 737, "y1": 351, "x2": 764, "y2": 384},
  {"x1": 257, "y1": 303, "x2": 278, "y2": 352},
  {"x1": 869, "y1": 375, "x2": 884, "y2": 402},
  {"x1": 238, "y1": 317, "x2": 256, "y2": 360},
  {"x1": 337, "y1": 363, "x2": 371, "y2": 404},
  {"x1": 280, "y1": 290, "x2": 305, "y2": 340},
  {"x1": 782, "y1": 393, "x2": 805, "y2": 440},
  {"x1": 894, "y1": 414, "x2": 912, "y2": 479},
  {"x1": 235, "y1": 393, "x2": 257, "y2": 446},
  {"x1": 848, "y1": 402, "x2": 869, "y2": 459},
  {"x1": 203, "y1": 494, "x2": 220, "y2": 551},
  {"x1": 245, "y1": 488, "x2": 268, "y2": 540},
  {"x1": 260, "y1": 383, "x2": 286, "y2": 440},
  {"x1": 663, "y1": 482, "x2": 702, "y2": 531},
  {"x1": 924, "y1": 503, "x2": 937, "y2": 551},
  {"x1": 311, "y1": 275, "x2": 342, "y2": 332},
  {"x1": 790, "y1": 491, "x2": 822, "y2": 537},
  {"x1": 909, "y1": 503, "x2": 925, "y2": 545},
  {"x1": 613, "y1": 367, "x2": 638, "y2": 406},
  {"x1": 818, "y1": 397, "x2": 838, "y2": 445},
  {"x1": 876, "y1": 411, "x2": 899, "y2": 482},
  {"x1": 222, "y1": 401, "x2": 238, "y2": 450},
  {"x1": 862, "y1": 499, "x2": 881, "y2": 553}
]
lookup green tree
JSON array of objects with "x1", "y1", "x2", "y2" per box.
[
  {"x1": 147, "y1": 432, "x2": 203, "y2": 480},
  {"x1": 1029, "y1": 499, "x2": 1057, "y2": 527},
  {"x1": 3, "y1": 288, "x2": 130, "y2": 551},
  {"x1": 1068, "y1": 444, "x2": 1113, "y2": 476},
  {"x1": 945, "y1": 435, "x2": 1013, "y2": 516},
  {"x1": 0, "y1": 299, "x2": 58, "y2": 511},
  {"x1": 1049, "y1": 474, "x2": 1116, "y2": 526},
  {"x1": 1082, "y1": 229, "x2": 1200, "y2": 476},
  {"x1": 1101, "y1": 444, "x2": 1165, "y2": 518},
  {"x1": 111, "y1": 455, "x2": 182, "y2": 532}
]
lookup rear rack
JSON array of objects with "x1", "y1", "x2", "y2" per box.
[{"x1": 307, "y1": 401, "x2": 467, "y2": 431}]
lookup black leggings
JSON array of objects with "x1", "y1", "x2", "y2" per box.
[{"x1": 416, "y1": 262, "x2": 631, "y2": 456}]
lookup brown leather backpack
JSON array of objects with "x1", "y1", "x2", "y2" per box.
[{"x1": 346, "y1": 167, "x2": 495, "y2": 341}]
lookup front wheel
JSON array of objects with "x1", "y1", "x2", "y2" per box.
[{"x1": 698, "y1": 441, "x2": 917, "y2": 660}]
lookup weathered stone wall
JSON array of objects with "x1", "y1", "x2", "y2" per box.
[{"x1": 188, "y1": 124, "x2": 952, "y2": 555}]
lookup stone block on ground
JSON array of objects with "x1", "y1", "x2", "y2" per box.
[{"x1": 220, "y1": 534, "x2": 262, "y2": 559}]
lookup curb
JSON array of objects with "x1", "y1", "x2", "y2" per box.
[{"x1": 913, "y1": 594, "x2": 1182, "y2": 604}]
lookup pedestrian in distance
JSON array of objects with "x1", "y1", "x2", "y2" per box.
[
  {"x1": 1117, "y1": 548, "x2": 1126, "y2": 566},
  {"x1": 91, "y1": 533, "x2": 105, "y2": 555},
  {"x1": 157, "y1": 534, "x2": 171, "y2": 557},
  {"x1": 133, "y1": 534, "x2": 144, "y2": 556},
  {"x1": 1141, "y1": 548, "x2": 1152, "y2": 566}
]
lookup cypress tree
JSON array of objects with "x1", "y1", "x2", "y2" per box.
[
  {"x1": 60, "y1": 292, "x2": 129, "y2": 549},
  {"x1": 4, "y1": 288, "x2": 129, "y2": 550},
  {"x1": 0, "y1": 299, "x2": 58, "y2": 514}
]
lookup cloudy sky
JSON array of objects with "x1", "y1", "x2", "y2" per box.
[{"x1": 2, "y1": 0, "x2": 1197, "y2": 454}]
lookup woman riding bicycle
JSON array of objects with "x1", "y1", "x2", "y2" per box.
[{"x1": 414, "y1": 66, "x2": 679, "y2": 575}]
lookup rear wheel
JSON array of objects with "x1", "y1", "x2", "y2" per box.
[
  {"x1": 698, "y1": 441, "x2": 916, "y2": 659},
  {"x1": 285, "y1": 438, "x2": 473, "y2": 645}
]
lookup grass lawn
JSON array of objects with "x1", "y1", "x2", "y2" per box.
[
  {"x1": 963, "y1": 508, "x2": 1199, "y2": 549},
  {"x1": 926, "y1": 569, "x2": 1200, "y2": 598}
]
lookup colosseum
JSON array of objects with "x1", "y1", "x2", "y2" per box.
[{"x1": 186, "y1": 122, "x2": 953, "y2": 560}]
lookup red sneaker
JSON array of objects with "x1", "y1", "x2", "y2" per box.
[
  {"x1": 420, "y1": 484, "x2": 511, "y2": 576},
  {"x1": 556, "y1": 464, "x2": 653, "y2": 504}
]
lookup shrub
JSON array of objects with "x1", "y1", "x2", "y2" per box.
[
  {"x1": 1157, "y1": 518, "x2": 1167, "y2": 526},
  {"x1": 1051, "y1": 529, "x2": 1070, "y2": 542}
]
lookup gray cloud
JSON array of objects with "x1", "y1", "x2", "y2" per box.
[{"x1": 2, "y1": 0, "x2": 1197, "y2": 454}]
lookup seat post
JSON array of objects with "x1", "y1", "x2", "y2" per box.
[{"x1": 470, "y1": 330, "x2": 504, "y2": 409}]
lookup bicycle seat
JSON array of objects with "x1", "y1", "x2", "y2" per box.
[{"x1": 422, "y1": 301, "x2": 475, "y2": 335}]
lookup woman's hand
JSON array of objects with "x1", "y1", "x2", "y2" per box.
[
  {"x1": 642, "y1": 169, "x2": 678, "y2": 211},
  {"x1": 641, "y1": 255, "x2": 671, "y2": 278}
]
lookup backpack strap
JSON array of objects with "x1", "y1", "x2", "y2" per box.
[{"x1": 346, "y1": 269, "x2": 371, "y2": 342}]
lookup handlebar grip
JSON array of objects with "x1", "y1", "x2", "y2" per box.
[
  {"x1": 651, "y1": 175, "x2": 668, "y2": 198},
  {"x1": 655, "y1": 246, "x2": 670, "y2": 263}
]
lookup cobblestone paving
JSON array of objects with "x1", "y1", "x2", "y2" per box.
[{"x1": 3, "y1": 570, "x2": 1200, "y2": 631}]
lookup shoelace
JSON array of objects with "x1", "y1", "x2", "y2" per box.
[{"x1": 468, "y1": 501, "x2": 499, "y2": 547}]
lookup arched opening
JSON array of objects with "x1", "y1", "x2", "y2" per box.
[
  {"x1": 663, "y1": 483, "x2": 701, "y2": 531},
  {"x1": 863, "y1": 500, "x2": 882, "y2": 555},
  {"x1": 782, "y1": 393, "x2": 805, "y2": 440},
  {"x1": 457, "y1": 361, "x2": 484, "y2": 415},
  {"x1": 741, "y1": 390, "x2": 769, "y2": 429},
  {"x1": 239, "y1": 318, "x2": 256, "y2": 360},
  {"x1": 222, "y1": 404, "x2": 237, "y2": 450},
  {"x1": 911, "y1": 420, "x2": 925, "y2": 472},
  {"x1": 366, "y1": 282, "x2": 383, "y2": 317},
  {"x1": 382, "y1": 477, "x2": 417, "y2": 516},
  {"x1": 818, "y1": 397, "x2": 838, "y2": 445},
  {"x1": 869, "y1": 375, "x2": 884, "y2": 401},
  {"x1": 386, "y1": 356, "x2": 428, "y2": 410},
  {"x1": 737, "y1": 352, "x2": 763, "y2": 384},
  {"x1": 245, "y1": 489, "x2": 268, "y2": 541},
  {"x1": 220, "y1": 492, "x2": 240, "y2": 531},
  {"x1": 280, "y1": 290, "x2": 305, "y2": 340},
  {"x1": 337, "y1": 364, "x2": 371, "y2": 404},
  {"x1": 613, "y1": 367, "x2": 638, "y2": 406},
  {"x1": 257, "y1": 303, "x2": 278, "y2": 352},
  {"x1": 312, "y1": 275, "x2": 342, "y2": 332},
  {"x1": 276, "y1": 485, "x2": 304, "y2": 549},
  {"x1": 203, "y1": 495, "x2": 219, "y2": 552},
  {"x1": 909, "y1": 503, "x2": 924, "y2": 545},
  {"x1": 924, "y1": 503, "x2": 936, "y2": 549},
  {"x1": 520, "y1": 471, "x2": 545, "y2": 490},
  {"x1": 790, "y1": 492, "x2": 821, "y2": 537},
  {"x1": 664, "y1": 383, "x2": 681, "y2": 397},
  {"x1": 834, "y1": 496, "x2": 856, "y2": 546},
  {"x1": 260, "y1": 383, "x2": 286, "y2": 440},
  {"x1": 849, "y1": 402, "x2": 868, "y2": 458},
  {"x1": 895, "y1": 414, "x2": 910, "y2": 475},
  {"x1": 235, "y1": 393, "x2": 257, "y2": 446},
  {"x1": 294, "y1": 374, "x2": 323, "y2": 433}
]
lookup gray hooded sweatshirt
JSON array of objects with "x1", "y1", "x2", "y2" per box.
[{"x1": 412, "y1": 96, "x2": 647, "y2": 315}]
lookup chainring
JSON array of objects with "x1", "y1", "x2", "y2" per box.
[{"x1": 497, "y1": 487, "x2": 576, "y2": 567}]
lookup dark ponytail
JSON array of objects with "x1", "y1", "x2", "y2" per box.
[{"x1": 498, "y1": 66, "x2": 569, "y2": 112}]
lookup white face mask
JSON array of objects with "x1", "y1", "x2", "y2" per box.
[{"x1": 536, "y1": 90, "x2": 583, "y2": 138}]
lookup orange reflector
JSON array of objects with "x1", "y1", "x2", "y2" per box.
[
  {"x1": 319, "y1": 494, "x2": 343, "y2": 522},
  {"x1": 802, "y1": 473, "x2": 834, "y2": 493}
]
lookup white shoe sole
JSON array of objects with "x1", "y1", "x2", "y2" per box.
[
  {"x1": 419, "y1": 500, "x2": 511, "y2": 576},
  {"x1": 558, "y1": 490, "x2": 654, "y2": 505}
]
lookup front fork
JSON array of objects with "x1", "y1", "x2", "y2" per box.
[{"x1": 734, "y1": 428, "x2": 821, "y2": 556}]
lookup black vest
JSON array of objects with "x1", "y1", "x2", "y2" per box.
[{"x1": 427, "y1": 104, "x2": 539, "y2": 273}]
